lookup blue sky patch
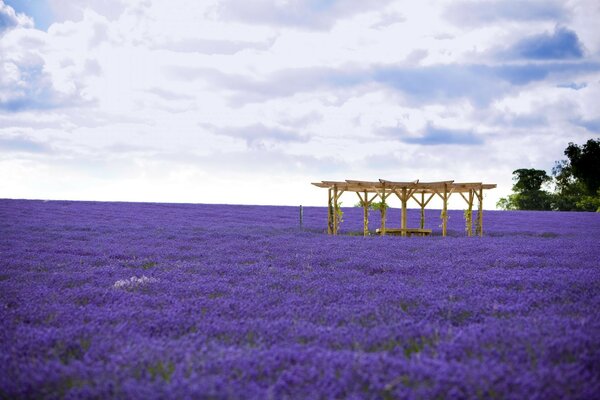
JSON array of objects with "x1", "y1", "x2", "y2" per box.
[
  {"x1": 0, "y1": 136, "x2": 50, "y2": 153},
  {"x1": 505, "y1": 27, "x2": 584, "y2": 60},
  {"x1": 557, "y1": 82, "x2": 587, "y2": 90},
  {"x1": 402, "y1": 125, "x2": 484, "y2": 146},
  {"x1": 379, "y1": 124, "x2": 484, "y2": 146},
  {"x1": 4, "y1": 0, "x2": 53, "y2": 30},
  {"x1": 572, "y1": 118, "x2": 600, "y2": 133}
]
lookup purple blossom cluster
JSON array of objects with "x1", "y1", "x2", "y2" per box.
[{"x1": 1, "y1": 199, "x2": 599, "y2": 399}]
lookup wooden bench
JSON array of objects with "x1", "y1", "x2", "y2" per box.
[{"x1": 375, "y1": 228, "x2": 432, "y2": 237}]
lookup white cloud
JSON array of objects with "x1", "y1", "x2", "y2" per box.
[
  {"x1": 0, "y1": 1, "x2": 33, "y2": 33},
  {"x1": 216, "y1": 0, "x2": 393, "y2": 30}
]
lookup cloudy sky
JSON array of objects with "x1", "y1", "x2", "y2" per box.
[{"x1": 1, "y1": 0, "x2": 599, "y2": 209}]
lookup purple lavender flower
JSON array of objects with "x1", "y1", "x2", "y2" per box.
[{"x1": 1, "y1": 200, "x2": 599, "y2": 399}]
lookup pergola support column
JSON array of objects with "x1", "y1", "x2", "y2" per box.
[
  {"x1": 459, "y1": 190, "x2": 474, "y2": 237},
  {"x1": 364, "y1": 191, "x2": 369, "y2": 237},
  {"x1": 476, "y1": 187, "x2": 483, "y2": 236},
  {"x1": 420, "y1": 192, "x2": 425, "y2": 229},
  {"x1": 442, "y1": 185, "x2": 448, "y2": 237},
  {"x1": 356, "y1": 191, "x2": 370, "y2": 237},
  {"x1": 467, "y1": 189, "x2": 474, "y2": 237},
  {"x1": 401, "y1": 188, "x2": 408, "y2": 237},
  {"x1": 413, "y1": 192, "x2": 435, "y2": 231},
  {"x1": 378, "y1": 189, "x2": 389, "y2": 236},
  {"x1": 327, "y1": 188, "x2": 333, "y2": 235},
  {"x1": 333, "y1": 185, "x2": 338, "y2": 235}
]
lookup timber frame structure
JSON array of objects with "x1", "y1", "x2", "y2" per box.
[{"x1": 312, "y1": 179, "x2": 496, "y2": 237}]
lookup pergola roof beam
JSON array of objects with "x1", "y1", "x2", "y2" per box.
[{"x1": 314, "y1": 180, "x2": 496, "y2": 192}]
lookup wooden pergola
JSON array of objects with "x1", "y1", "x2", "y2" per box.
[{"x1": 312, "y1": 179, "x2": 496, "y2": 237}]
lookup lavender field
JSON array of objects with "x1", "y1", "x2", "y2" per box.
[{"x1": 1, "y1": 199, "x2": 599, "y2": 399}]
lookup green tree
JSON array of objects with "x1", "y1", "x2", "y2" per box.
[
  {"x1": 496, "y1": 168, "x2": 553, "y2": 210},
  {"x1": 564, "y1": 138, "x2": 600, "y2": 195},
  {"x1": 498, "y1": 138, "x2": 600, "y2": 212},
  {"x1": 496, "y1": 196, "x2": 517, "y2": 210},
  {"x1": 553, "y1": 138, "x2": 600, "y2": 211},
  {"x1": 552, "y1": 160, "x2": 587, "y2": 210}
]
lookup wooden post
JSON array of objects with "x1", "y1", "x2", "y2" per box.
[
  {"x1": 442, "y1": 184, "x2": 448, "y2": 237},
  {"x1": 379, "y1": 184, "x2": 387, "y2": 236},
  {"x1": 299, "y1": 205, "x2": 303, "y2": 228},
  {"x1": 420, "y1": 192, "x2": 425, "y2": 229},
  {"x1": 467, "y1": 190, "x2": 473, "y2": 237},
  {"x1": 363, "y1": 190, "x2": 369, "y2": 237},
  {"x1": 401, "y1": 187, "x2": 407, "y2": 237},
  {"x1": 327, "y1": 188, "x2": 332, "y2": 235},
  {"x1": 458, "y1": 190, "x2": 474, "y2": 237},
  {"x1": 417, "y1": 192, "x2": 435, "y2": 232},
  {"x1": 477, "y1": 187, "x2": 483, "y2": 237},
  {"x1": 333, "y1": 185, "x2": 338, "y2": 235},
  {"x1": 380, "y1": 191, "x2": 387, "y2": 236}
]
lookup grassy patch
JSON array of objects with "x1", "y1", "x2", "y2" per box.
[
  {"x1": 140, "y1": 261, "x2": 158, "y2": 270},
  {"x1": 148, "y1": 360, "x2": 175, "y2": 382},
  {"x1": 539, "y1": 232, "x2": 559, "y2": 238}
]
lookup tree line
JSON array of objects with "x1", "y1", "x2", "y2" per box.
[{"x1": 497, "y1": 138, "x2": 600, "y2": 212}]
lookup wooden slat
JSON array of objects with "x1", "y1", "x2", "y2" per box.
[
  {"x1": 356, "y1": 191, "x2": 365, "y2": 204},
  {"x1": 376, "y1": 228, "x2": 432, "y2": 233},
  {"x1": 325, "y1": 183, "x2": 380, "y2": 192},
  {"x1": 451, "y1": 182, "x2": 482, "y2": 191},
  {"x1": 379, "y1": 179, "x2": 419, "y2": 189},
  {"x1": 423, "y1": 193, "x2": 435, "y2": 207},
  {"x1": 345, "y1": 180, "x2": 382, "y2": 186},
  {"x1": 375, "y1": 228, "x2": 432, "y2": 237},
  {"x1": 458, "y1": 192, "x2": 470, "y2": 204},
  {"x1": 411, "y1": 193, "x2": 423, "y2": 207},
  {"x1": 413, "y1": 180, "x2": 454, "y2": 189},
  {"x1": 453, "y1": 182, "x2": 482, "y2": 186}
]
